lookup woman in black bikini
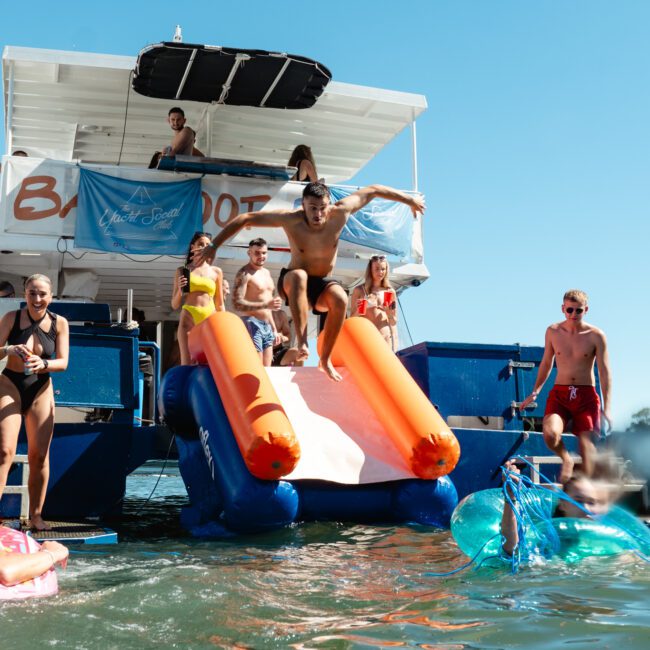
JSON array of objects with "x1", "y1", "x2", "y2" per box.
[{"x1": 0, "y1": 274, "x2": 69, "y2": 531}]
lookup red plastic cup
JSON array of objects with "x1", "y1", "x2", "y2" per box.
[
  {"x1": 357, "y1": 298, "x2": 367, "y2": 316},
  {"x1": 383, "y1": 290, "x2": 394, "y2": 307}
]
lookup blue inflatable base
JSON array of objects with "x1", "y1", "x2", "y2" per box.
[{"x1": 160, "y1": 366, "x2": 459, "y2": 536}]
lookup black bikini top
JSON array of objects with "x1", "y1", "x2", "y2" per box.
[
  {"x1": 291, "y1": 158, "x2": 308, "y2": 181},
  {"x1": 7, "y1": 309, "x2": 57, "y2": 359}
]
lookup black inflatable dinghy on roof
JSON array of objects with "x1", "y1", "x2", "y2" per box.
[{"x1": 133, "y1": 42, "x2": 331, "y2": 108}]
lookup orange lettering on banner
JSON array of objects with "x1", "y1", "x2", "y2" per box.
[
  {"x1": 14, "y1": 176, "x2": 61, "y2": 220},
  {"x1": 214, "y1": 193, "x2": 238, "y2": 227},
  {"x1": 60, "y1": 194, "x2": 78, "y2": 218},
  {"x1": 240, "y1": 194, "x2": 271, "y2": 213},
  {"x1": 201, "y1": 191, "x2": 212, "y2": 225}
]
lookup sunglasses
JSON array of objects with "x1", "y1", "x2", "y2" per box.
[
  {"x1": 565, "y1": 307, "x2": 584, "y2": 314},
  {"x1": 370, "y1": 255, "x2": 387, "y2": 261}
]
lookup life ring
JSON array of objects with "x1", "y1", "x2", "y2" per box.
[
  {"x1": 0, "y1": 526, "x2": 59, "y2": 600},
  {"x1": 451, "y1": 488, "x2": 650, "y2": 564}
]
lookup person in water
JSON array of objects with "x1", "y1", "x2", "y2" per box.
[
  {"x1": 0, "y1": 530, "x2": 68, "y2": 588},
  {"x1": 171, "y1": 232, "x2": 225, "y2": 365},
  {"x1": 0, "y1": 274, "x2": 70, "y2": 531},
  {"x1": 199, "y1": 182, "x2": 424, "y2": 381},
  {"x1": 288, "y1": 144, "x2": 319, "y2": 182},
  {"x1": 519, "y1": 289, "x2": 612, "y2": 483},
  {"x1": 350, "y1": 255, "x2": 399, "y2": 352},
  {"x1": 500, "y1": 459, "x2": 611, "y2": 556}
]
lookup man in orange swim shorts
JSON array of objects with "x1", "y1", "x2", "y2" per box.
[{"x1": 519, "y1": 289, "x2": 612, "y2": 483}]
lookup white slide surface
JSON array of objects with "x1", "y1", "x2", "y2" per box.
[{"x1": 266, "y1": 367, "x2": 418, "y2": 484}]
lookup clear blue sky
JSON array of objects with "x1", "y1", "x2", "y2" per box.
[{"x1": 2, "y1": 1, "x2": 649, "y2": 427}]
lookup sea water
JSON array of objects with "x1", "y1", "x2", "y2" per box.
[{"x1": 1, "y1": 462, "x2": 648, "y2": 649}]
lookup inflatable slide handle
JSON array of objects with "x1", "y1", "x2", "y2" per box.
[
  {"x1": 324, "y1": 317, "x2": 460, "y2": 479},
  {"x1": 188, "y1": 311, "x2": 300, "y2": 479}
]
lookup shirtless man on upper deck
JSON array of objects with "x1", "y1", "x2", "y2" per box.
[
  {"x1": 199, "y1": 182, "x2": 424, "y2": 381},
  {"x1": 165, "y1": 107, "x2": 204, "y2": 157},
  {"x1": 519, "y1": 289, "x2": 612, "y2": 483}
]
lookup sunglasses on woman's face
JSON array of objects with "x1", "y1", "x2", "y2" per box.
[{"x1": 565, "y1": 307, "x2": 584, "y2": 314}]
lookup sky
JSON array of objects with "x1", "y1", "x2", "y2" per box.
[{"x1": 1, "y1": 1, "x2": 649, "y2": 427}]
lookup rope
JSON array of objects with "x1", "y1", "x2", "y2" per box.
[
  {"x1": 117, "y1": 70, "x2": 134, "y2": 166},
  {"x1": 132, "y1": 433, "x2": 176, "y2": 517}
]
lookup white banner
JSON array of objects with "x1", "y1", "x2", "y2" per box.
[
  {"x1": 0, "y1": 157, "x2": 299, "y2": 248},
  {"x1": 1, "y1": 156, "x2": 422, "y2": 262}
]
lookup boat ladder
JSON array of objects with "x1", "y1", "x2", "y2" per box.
[
  {"x1": 2, "y1": 454, "x2": 30, "y2": 521},
  {"x1": 523, "y1": 454, "x2": 648, "y2": 510}
]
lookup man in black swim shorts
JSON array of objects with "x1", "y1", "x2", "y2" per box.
[{"x1": 200, "y1": 182, "x2": 424, "y2": 381}]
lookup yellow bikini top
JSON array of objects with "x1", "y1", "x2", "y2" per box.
[{"x1": 189, "y1": 273, "x2": 217, "y2": 296}]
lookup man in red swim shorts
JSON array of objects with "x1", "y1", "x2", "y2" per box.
[{"x1": 519, "y1": 289, "x2": 612, "y2": 483}]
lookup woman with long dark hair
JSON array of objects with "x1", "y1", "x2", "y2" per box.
[
  {"x1": 0, "y1": 274, "x2": 69, "y2": 531},
  {"x1": 288, "y1": 144, "x2": 318, "y2": 182},
  {"x1": 171, "y1": 232, "x2": 225, "y2": 365}
]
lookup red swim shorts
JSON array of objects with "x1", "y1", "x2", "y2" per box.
[{"x1": 544, "y1": 385, "x2": 601, "y2": 434}]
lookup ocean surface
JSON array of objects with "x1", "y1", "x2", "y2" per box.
[{"x1": 1, "y1": 461, "x2": 649, "y2": 649}]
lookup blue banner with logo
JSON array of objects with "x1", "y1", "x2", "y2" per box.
[
  {"x1": 75, "y1": 169, "x2": 202, "y2": 254},
  {"x1": 328, "y1": 186, "x2": 415, "y2": 259}
]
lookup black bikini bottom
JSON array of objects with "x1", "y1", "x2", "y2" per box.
[{"x1": 2, "y1": 368, "x2": 51, "y2": 413}]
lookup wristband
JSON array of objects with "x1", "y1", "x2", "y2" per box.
[
  {"x1": 42, "y1": 359, "x2": 49, "y2": 371},
  {"x1": 531, "y1": 390, "x2": 539, "y2": 399}
]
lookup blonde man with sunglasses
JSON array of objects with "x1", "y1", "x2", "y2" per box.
[{"x1": 519, "y1": 289, "x2": 612, "y2": 483}]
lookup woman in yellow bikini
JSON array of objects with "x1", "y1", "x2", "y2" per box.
[
  {"x1": 350, "y1": 255, "x2": 399, "y2": 352},
  {"x1": 171, "y1": 232, "x2": 225, "y2": 365}
]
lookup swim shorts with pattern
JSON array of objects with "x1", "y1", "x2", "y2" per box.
[
  {"x1": 545, "y1": 384, "x2": 601, "y2": 434},
  {"x1": 242, "y1": 316, "x2": 275, "y2": 352}
]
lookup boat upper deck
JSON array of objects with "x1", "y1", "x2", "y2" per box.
[
  {"x1": 2, "y1": 45, "x2": 426, "y2": 182},
  {"x1": 1, "y1": 45, "x2": 429, "y2": 320}
]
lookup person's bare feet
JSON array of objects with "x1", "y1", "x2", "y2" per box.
[
  {"x1": 559, "y1": 454, "x2": 575, "y2": 484},
  {"x1": 318, "y1": 357, "x2": 342, "y2": 382},
  {"x1": 29, "y1": 515, "x2": 52, "y2": 531}
]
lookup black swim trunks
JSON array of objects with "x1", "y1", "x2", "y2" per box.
[
  {"x1": 277, "y1": 268, "x2": 341, "y2": 315},
  {"x1": 271, "y1": 344, "x2": 290, "y2": 367}
]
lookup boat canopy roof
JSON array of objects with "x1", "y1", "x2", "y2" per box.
[
  {"x1": 133, "y1": 42, "x2": 331, "y2": 108},
  {"x1": 3, "y1": 45, "x2": 426, "y2": 183}
]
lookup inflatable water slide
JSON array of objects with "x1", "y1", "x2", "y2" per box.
[{"x1": 160, "y1": 313, "x2": 460, "y2": 535}]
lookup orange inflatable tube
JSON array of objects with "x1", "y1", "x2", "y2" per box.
[
  {"x1": 323, "y1": 317, "x2": 460, "y2": 479},
  {"x1": 188, "y1": 311, "x2": 300, "y2": 479}
]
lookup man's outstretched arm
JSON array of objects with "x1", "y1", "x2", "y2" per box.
[
  {"x1": 335, "y1": 184, "x2": 425, "y2": 218},
  {"x1": 199, "y1": 210, "x2": 294, "y2": 264}
]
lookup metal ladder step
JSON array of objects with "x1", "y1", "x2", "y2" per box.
[{"x1": 2, "y1": 454, "x2": 30, "y2": 520}]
